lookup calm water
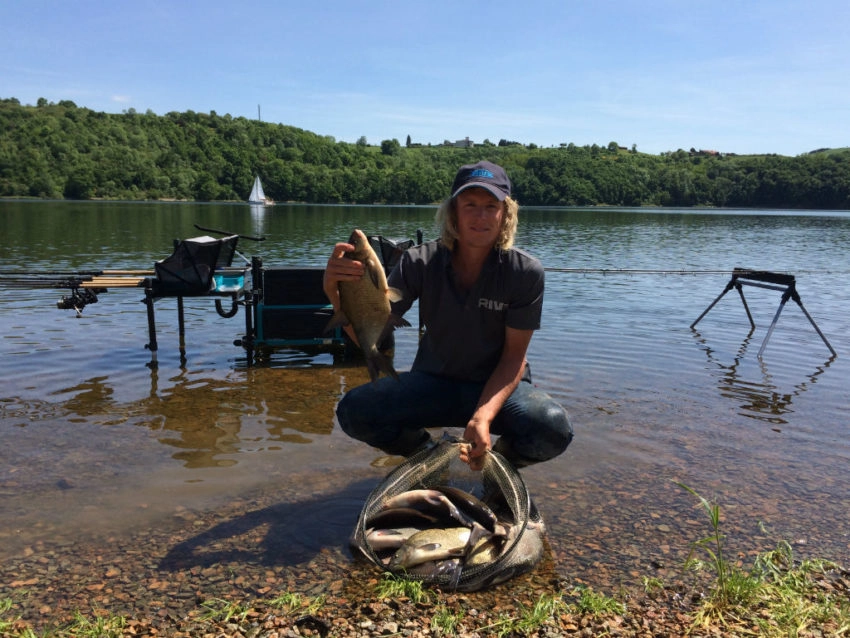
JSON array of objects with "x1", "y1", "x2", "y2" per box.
[{"x1": 2, "y1": 201, "x2": 849, "y2": 575}]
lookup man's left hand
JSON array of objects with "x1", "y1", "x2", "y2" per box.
[{"x1": 460, "y1": 421, "x2": 491, "y2": 471}]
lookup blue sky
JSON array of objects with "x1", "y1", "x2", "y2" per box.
[{"x1": 2, "y1": 0, "x2": 848, "y2": 156}]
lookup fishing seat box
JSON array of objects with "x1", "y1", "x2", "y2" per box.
[{"x1": 256, "y1": 268, "x2": 343, "y2": 347}]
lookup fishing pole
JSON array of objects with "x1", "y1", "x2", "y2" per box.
[
  {"x1": 542, "y1": 267, "x2": 850, "y2": 276},
  {"x1": 193, "y1": 224, "x2": 265, "y2": 242}
]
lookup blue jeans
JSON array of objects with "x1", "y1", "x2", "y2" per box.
[{"x1": 336, "y1": 370, "x2": 573, "y2": 466}]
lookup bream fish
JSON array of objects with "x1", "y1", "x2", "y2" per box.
[
  {"x1": 379, "y1": 489, "x2": 476, "y2": 528},
  {"x1": 435, "y1": 485, "x2": 498, "y2": 533},
  {"x1": 325, "y1": 228, "x2": 410, "y2": 382},
  {"x1": 388, "y1": 527, "x2": 473, "y2": 570}
]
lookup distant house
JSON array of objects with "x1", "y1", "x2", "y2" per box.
[
  {"x1": 690, "y1": 148, "x2": 721, "y2": 157},
  {"x1": 444, "y1": 137, "x2": 474, "y2": 148}
]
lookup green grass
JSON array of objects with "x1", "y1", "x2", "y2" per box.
[
  {"x1": 430, "y1": 604, "x2": 464, "y2": 635},
  {"x1": 266, "y1": 591, "x2": 326, "y2": 616},
  {"x1": 473, "y1": 590, "x2": 624, "y2": 637},
  {"x1": 678, "y1": 482, "x2": 850, "y2": 636},
  {"x1": 374, "y1": 572, "x2": 433, "y2": 605},
  {"x1": 571, "y1": 585, "x2": 627, "y2": 616},
  {"x1": 197, "y1": 597, "x2": 251, "y2": 624}
]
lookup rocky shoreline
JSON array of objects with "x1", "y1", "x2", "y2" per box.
[
  {"x1": 2, "y1": 522, "x2": 694, "y2": 637},
  {"x1": 4, "y1": 477, "x2": 848, "y2": 637}
]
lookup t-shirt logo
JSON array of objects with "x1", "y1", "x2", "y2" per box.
[{"x1": 478, "y1": 297, "x2": 506, "y2": 311}]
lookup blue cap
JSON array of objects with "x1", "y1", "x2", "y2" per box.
[{"x1": 451, "y1": 161, "x2": 511, "y2": 201}]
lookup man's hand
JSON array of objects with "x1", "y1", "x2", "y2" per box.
[
  {"x1": 460, "y1": 419, "x2": 491, "y2": 471},
  {"x1": 322, "y1": 242, "x2": 363, "y2": 305}
]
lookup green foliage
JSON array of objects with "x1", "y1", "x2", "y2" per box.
[
  {"x1": 678, "y1": 483, "x2": 850, "y2": 635},
  {"x1": 570, "y1": 586, "x2": 627, "y2": 616},
  {"x1": 431, "y1": 604, "x2": 464, "y2": 635},
  {"x1": 677, "y1": 481, "x2": 761, "y2": 615},
  {"x1": 479, "y1": 590, "x2": 625, "y2": 637},
  {"x1": 374, "y1": 572, "x2": 432, "y2": 605},
  {"x1": 266, "y1": 591, "x2": 326, "y2": 616},
  {"x1": 2, "y1": 97, "x2": 849, "y2": 208},
  {"x1": 198, "y1": 597, "x2": 251, "y2": 623}
]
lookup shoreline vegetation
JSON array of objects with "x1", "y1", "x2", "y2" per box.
[
  {"x1": 2, "y1": 485, "x2": 848, "y2": 637},
  {"x1": 2, "y1": 97, "x2": 849, "y2": 210}
]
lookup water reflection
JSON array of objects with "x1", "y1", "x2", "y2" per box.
[
  {"x1": 694, "y1": 330, "x2": 834, "y2": 424},
  {"x1": 40, "y1": 363, "x2": 361, "y2": 468},
  {"x1": 248, "y1": 204, "x2": 267, "y2": 236}
]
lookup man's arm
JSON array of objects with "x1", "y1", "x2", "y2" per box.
[{"x1": 460, "y1": 326, "x2": 533, "y2": 470}]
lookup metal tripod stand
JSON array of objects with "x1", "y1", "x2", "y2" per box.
[{"x1": 691, "y1": 268, "x2": 836, "y2": 358}]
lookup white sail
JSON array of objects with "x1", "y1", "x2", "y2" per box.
[{"x1": 248, "y1": 176, "x2": 266, "y2": 204}]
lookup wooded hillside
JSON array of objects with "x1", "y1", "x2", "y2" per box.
[{"x1": 2, "y1": 98, "x2": 848, "y2": 209}]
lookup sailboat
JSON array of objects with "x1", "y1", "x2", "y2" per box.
[{"x1": 248, "y1": 175, "x2": 274, "y2": 206}]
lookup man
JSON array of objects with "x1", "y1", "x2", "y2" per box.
[{"x1": 323, "y1": 161, "x2": 572, "y2": 470}]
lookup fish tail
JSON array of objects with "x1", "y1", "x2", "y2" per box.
[{"x1": 367, "y1": 350, "x2": 399, "y2": 383}]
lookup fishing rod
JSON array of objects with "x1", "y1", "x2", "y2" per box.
[
  {"x1": 193, "y1": 224, "x2": 265, "y2": 242},
  {"x1": 0, "y1": 270, "x2": 103, "y2": 278},
  {"x1": 542, "y1": 267, "x2": 850, "y2": 276},
  {"x1": 0, "y1": 270, "x2": 154, "y2": 286}
]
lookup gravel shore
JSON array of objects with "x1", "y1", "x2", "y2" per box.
[{"x1": 4, "y1": 474, "x2": 848, "y2": 638}]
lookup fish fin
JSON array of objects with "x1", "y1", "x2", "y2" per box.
[
  {"x1": 387, "y1": 287, "x2": 403, "y2": 303},
  {"x1": 388, "y1": 313, "x2": 411, "y2": 328},
  {"x1": 365, "y1": 258, "x2": 382, "y2": 289},
  {"x1": 324, "y1": 310, "x2": 350, "y2": 333},
  {"x1": 375, "y1": 316, "x2": 409, "y2": 355}
]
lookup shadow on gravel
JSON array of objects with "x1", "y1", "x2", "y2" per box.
[{"x1": 158, "y1": 478, "x2": 377, "y2": 570}]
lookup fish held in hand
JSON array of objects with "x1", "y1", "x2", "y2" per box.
[{"x1": 325, "y1": 228, "x2": 410, "y2": 382}]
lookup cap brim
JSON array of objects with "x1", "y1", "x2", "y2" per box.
[{"x1": 451, "y1": 182, "x2": 508, "y2": 201}]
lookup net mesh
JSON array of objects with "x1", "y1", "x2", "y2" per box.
[{"x1": 350, "y1": 435, "x2": 545, "y2": 591}]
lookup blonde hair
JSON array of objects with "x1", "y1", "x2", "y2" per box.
[{"x1": 436, "y1": 195, "x2": 519, "y2": 251}]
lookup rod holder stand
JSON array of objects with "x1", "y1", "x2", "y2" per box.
[{"x1": 691, "y1": 268, "x2": 836, "y2": 358}]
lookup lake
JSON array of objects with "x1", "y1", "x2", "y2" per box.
[{"x1": 2, "y1": 200, "x2": 849, "y2": 589}]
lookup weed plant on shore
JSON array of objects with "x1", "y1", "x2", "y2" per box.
[{"x1": 677, "y1": 481, "x2": 850, "y2": 636}]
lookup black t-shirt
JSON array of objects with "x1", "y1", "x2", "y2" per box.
[{"x1": 388, "y1": 240, "x2": 544, "y2": 382}]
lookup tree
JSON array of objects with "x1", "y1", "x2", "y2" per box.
[
  {"x1": 380, "y1": 139, "x2": 401, "y2": 156},
  {"x1": 63, "y1": 169, "x2": 95, "y2": 199}
]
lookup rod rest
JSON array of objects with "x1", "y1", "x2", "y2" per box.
[{"x1": 732, "y1": 268, "x2": 795, "y2": 287}]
